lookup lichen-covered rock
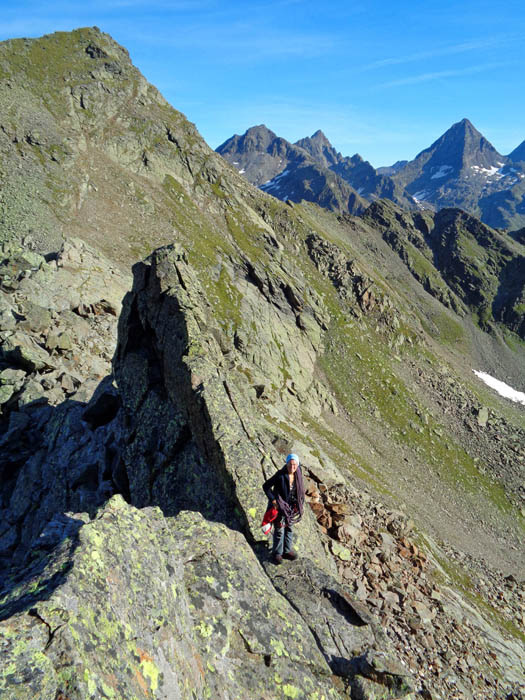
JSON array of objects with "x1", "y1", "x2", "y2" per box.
[
  {"x1": 0, "y1": 496, "x2": 341, "y2": 700},
  {"x1": 263, "y1": 557, "x2": 415, "y2": 698},
  {"x1": 113, "y1": 243, "x2": 336, "y2": 573},
  {"x1": 0, "y1": 26, "x2": 523, "y2": 700}
]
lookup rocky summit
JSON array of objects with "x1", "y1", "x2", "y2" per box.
[
  {"x1": 391, "y1": 119, "x2": 525, "y2": 230},
  {"x1": 217, "y1": 126, "x2": 413, "y2": 213},
  {"x1": 218, "y1": 120, "x2": 525, "y2": 231},
  {"x1": 0, "y1": 28, "x2": 524, "y2": 700}
]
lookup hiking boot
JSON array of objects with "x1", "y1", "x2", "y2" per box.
[
  {"x1": 283, "y1": 550, "x2": 297, "y2": 561},
  {"x1": 273, "y1": 554, "x2": 283, "y2": 565}
]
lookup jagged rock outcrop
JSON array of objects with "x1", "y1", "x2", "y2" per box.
[
  {"x1": 0, "y1": 237, "x2": 129, "y2": 566},
  {"x1": 217, "y1": 126, "x2": 413, "y2": 212},
  {"x1": 364, "y1": 199, "x2": 525, "y2": 338},
  {"x1": 0, "y1": 496, "x2": 341, "y2": 699},
  {"x1": 113, "y1": 243, "x2": 337, "y2": 566},
  {"x1": 1, "y1": 27, "x2": 524, "y2": 700}
]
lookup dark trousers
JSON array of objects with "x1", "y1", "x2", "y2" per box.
[{"x1": 272, "y1": 520, "x2": 293, "y2": 556}]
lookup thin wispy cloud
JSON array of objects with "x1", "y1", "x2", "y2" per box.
[
  {"x1": 1, "y1": 0, "x2": 522, "y2": 167},
  {"x1": 365, "y1": 35, "x2": 519, "y2": 70},
  {"x1": 206, "y1": 97, "x2": 425, "y2": 154},
  {"x1": 376, "y1": 62, "x2": 510, "y2": 89},
  {"x1": 122, "y1": 22, "x2": 339, "y2": 60},
  {"x1": 102, "y1": 0, "x2": 211, "y2": 7}
]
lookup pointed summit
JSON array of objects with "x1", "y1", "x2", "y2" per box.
[
  {"x1": 415, "y1": 118, "x2": 504, "y2": 172},
  {"x1": 310, "y1": 129, "x2": 330, "y2": 144},
  {"x1": 216, "y1": 124, "x2": 311, "y2": 186},
  {"x1": 216, "y1": 125, "x2": 278, "y2": 156},
  {"x1": 391, "y1": 118, "x2": 523, "y2": 225},
  {"x1": 295, "y1": 130, "x2": 340, "y2": 169}
]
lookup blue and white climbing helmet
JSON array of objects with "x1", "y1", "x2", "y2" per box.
[{"x1": 286, "y1": 453, "x2": 300, "y2": 465}]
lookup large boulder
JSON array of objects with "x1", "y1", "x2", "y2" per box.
[{"x1": 0, "y1": 496, "x2": 342, "y2": 699}]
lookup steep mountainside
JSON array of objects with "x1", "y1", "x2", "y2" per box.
[
  {"x1": 216, "y1": 125, "x2": 368, "y2": 215},
  {"x1": 214, "y1": 124, "x2": 310, "y2": 186},
  {"x1": 363, "y1": 200, "x2": 525, "y2": 340},
  {"x1": 217, "y1": 126, "x2": 413, "y2": 211},
  {"x1": 508, "y1": 140, "x2": 525, "y2": 163},
  {"x1": 392, "y1": 119, "x2": 525, "y2": 229},
  {"x1": 1, "y1": 28, "x2": 524, "y2": 700}
]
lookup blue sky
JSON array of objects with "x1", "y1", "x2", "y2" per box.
[{"x1": 1, "y1": 0, "x2": 524, "y2": 167}]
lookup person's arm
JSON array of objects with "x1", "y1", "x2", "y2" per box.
[{"x1": 263, "y1": 471, "x2": 280, "y2": 506}]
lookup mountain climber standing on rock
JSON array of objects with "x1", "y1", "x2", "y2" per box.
[{"x1": 263, "y1": 453, "x2": 305, "y2": 565}]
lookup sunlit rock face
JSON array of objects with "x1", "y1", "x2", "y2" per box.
[{"x1": 0, "y1": 27, "x2": 524, "y2": 700}]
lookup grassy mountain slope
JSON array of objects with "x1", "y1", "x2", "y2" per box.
[{"x1": 0, "y1": 27, "x2": 524, "y2": 699}]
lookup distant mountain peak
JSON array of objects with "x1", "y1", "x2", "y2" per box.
[
  {"x1": 456, "y1": 117, "x2": 474, "y2": 128},
  {"x1": 246, "y1": 124, "x2": 274, "y2": 135},
  {"x1": 409, "y1": 118, "x2": 504, "y2": 174},
  {"x1": 441, "y1": 118, "x2": 483, "y2": 141},
  {"x1": 310, "y1": 129, "x2": 331, "y2": 143},
  {"x1": 508, "y1": 140, "x2": 525, "y2": 163},
  {"x1": 243, "y1": 124, "x2": 278, "y2": 142},
  {"x1": 295, "y1": 130, "x2": 340, "y2": 168}
]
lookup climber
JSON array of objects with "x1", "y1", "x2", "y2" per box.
[{"x1": 263, "y1": 453, "x2": 305, "y2": 565}]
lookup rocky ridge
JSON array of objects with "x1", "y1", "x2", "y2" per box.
[
  {"x1": 0, "y1": 27, "x2": 524, "y2": 700},
  {"x1": 363, "y1": 199, "x2": 525, "y2": 341},
  {"x1": 2, "y1": 228, "x2": 524, "y2": 697},
  {"x1": 216, "y1": 126, "x2": 412, "y2": 213},
  {"x1": 390, "y1": 119, "x2": 525, "y2": 230},
  {"x1": 218, "y1": 120, "x2": 525, "y2": 230},
  {"x1": 0, "y1": 236, "x2": 129, "y2": 567}
]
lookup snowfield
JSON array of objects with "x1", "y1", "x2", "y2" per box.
[
  {"x1": 473, "y1": 370, "x2": 525, "y2": 406},
  {"x1": 261, "y1": 169, "x2": 289, "y2": 192},
  {"x1": 431, "y1": 165, "x2": 453, "y2": 179}
]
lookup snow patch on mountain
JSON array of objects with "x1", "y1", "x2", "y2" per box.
[
  {"x1": 471, "y1": 165, "x2": 500, "y2": 177},
  {"x1": 261, "y1": 169, "x2": 290, "y2": 191},
  {"x1": 431, "y1": 165, "x2": 453, "y2": 179},
  {"x1": 473, "y1": 370, "x2": 525, "y2": 406}
]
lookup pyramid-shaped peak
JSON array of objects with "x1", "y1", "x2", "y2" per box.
[
  {"x1": 448, "y1": 118, "x2": 480, "y2": 135},
  {"x1": 295, "y1": 130, "x2": 340, "y2": 168},
  {"x1": 242, "y1": 124, "x2": 278, "y2": 141},
  {"x1": 246, "y1": 124, "x2": 275, "y2": 135},
  {"x1": 310, "y1": 129, "x2": 331, "y2": 143},
  {"x1": 416, "y1": 118, "x2": 504, "y2": 171},
  {"x1": 216, "y1": 125, "x2": 279, "y2": 155}
]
